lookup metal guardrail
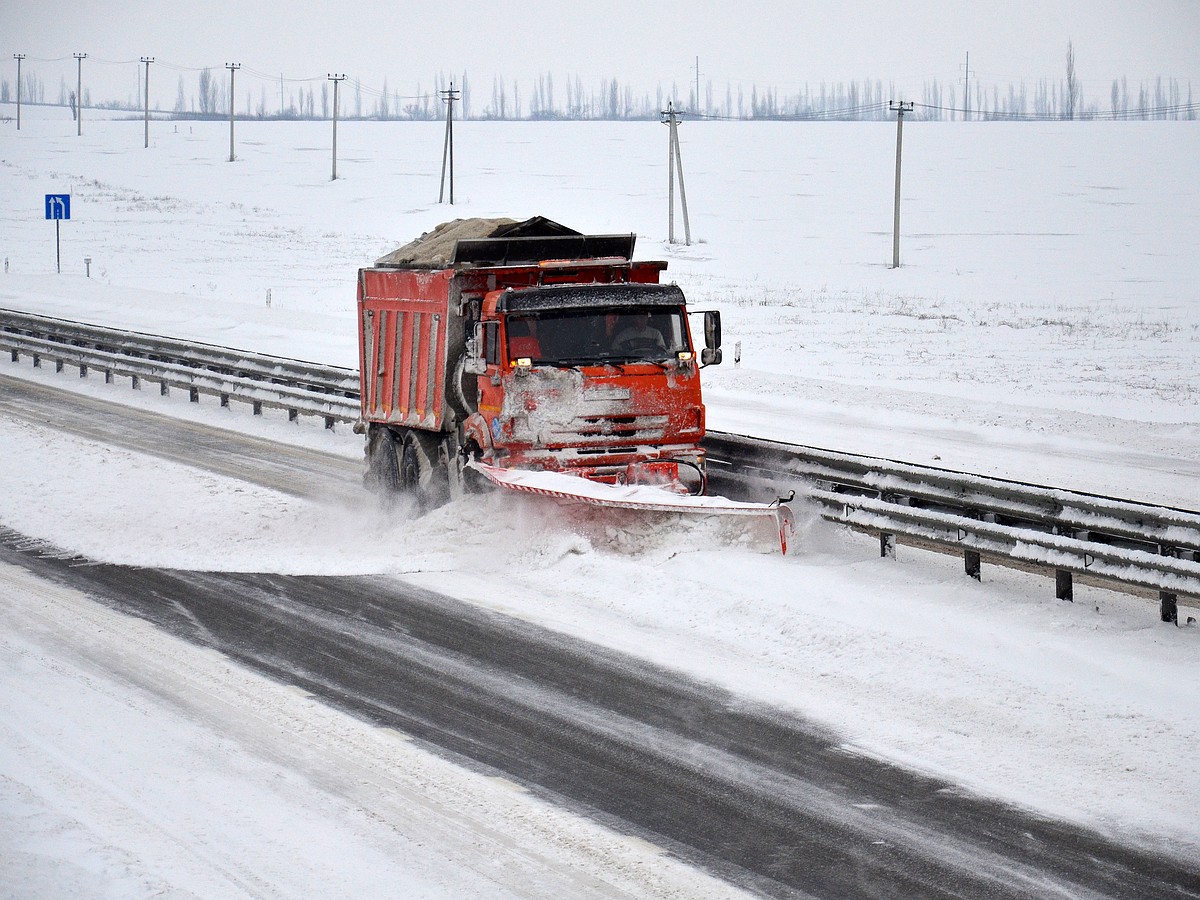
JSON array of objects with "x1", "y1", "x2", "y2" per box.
[
  {"x1": 4, "y1": 308, "x2": 1197, "y2": 624},
  {"x1": 704, "y1": 432, "x2": 1200, "y2": 624},
  {"x1": 0, "y1": 308, "x2": 360, "y2": 427}
]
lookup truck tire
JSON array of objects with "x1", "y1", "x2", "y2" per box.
[
  {"x1": 364, "y1": 425, "x2": 401, "y2": 495},
  {"x1": 400, "y1": 431, "x2": 450, "y2": 513},
  {"x1": 456, "y1": 439, "x2": 490, "y2": 495}
]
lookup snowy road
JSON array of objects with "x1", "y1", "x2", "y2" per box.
[
  {"x1": 2, "y1": 377, "x2": 1198, "y2": 897},
  {"x1": 4, "y1": 538, "x2": 1197, "y2": 899},
  {"x1": 0, "y1": 373, "x2": 363, "y2": 504},
  {"x1": 0, "y1": 559, "x2": 734, "y2": 899}
]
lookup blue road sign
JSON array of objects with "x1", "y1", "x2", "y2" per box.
[{"x1": 45, "y1": 194, "x2": 71, "y2": 220}]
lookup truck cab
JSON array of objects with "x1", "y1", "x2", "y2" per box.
[{"x1": 466, "y1": 282, "x2": 711, "y2": 492}]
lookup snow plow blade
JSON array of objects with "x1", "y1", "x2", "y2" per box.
[{"x1": 473, "y1": 464, "x2": 795, "y2": 554}]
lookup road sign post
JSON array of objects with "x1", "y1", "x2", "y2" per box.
[{"x1": 45, "y1": 194, "x2": 71, "y2": 274}]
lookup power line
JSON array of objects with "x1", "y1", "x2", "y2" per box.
[
  {"x1": 684, "y1": 101, "x2": 892, "y2": 122},
  {"x1": 913, "y1": 100, "x2": 1199, "y2": 121},
  {"x1": 9, "y1": 51, "x2": 1195, "y2": 123}
]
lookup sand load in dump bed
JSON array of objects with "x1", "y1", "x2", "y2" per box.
[{"x1": 374, "y1": 217, "x2": 634, "y2": 269}]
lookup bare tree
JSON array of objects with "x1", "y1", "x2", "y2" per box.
[
  {"x1": 1065, "y1": 41, "x2": 1079, "y2": 119},
  {"x1": 198, "y1": 68, "x2": 215, "y2": 115}
]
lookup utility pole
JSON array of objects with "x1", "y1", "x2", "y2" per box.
[
  {"x1": 141, "y1": 57, "x2": 154, "y2": 148},
  {"x1": 328, "y1": 74, "x2": 345, "y2": 180},
  {"x1": 13, "y1": 54, "x2": 24, "y2": 130},
  {"x1": 660, "y1": 102, "x2": 692, "y2": 245},
  {"x1": 961, "y1": 51, "x2": 973, "y2": 122},
  {"x1": 74, "y1": 53, "x2": 87, "y2": 136},
  {"x1": 439, "y1": 82, "x2": 460, "y2": 204},
  {"x1": 226, "y1": 63, "x2": 240, "y2": 162},
  {"x1": 695, "y1": 56, "x2": 701, "y2": 114},
  {"x1": 889, "y1": 101, "x2": 913, "y2": 268}
]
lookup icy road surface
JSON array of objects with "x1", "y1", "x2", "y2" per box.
[
  {"x1": 0, "y1": 560, "x2": 735, "y2": 899},
  {"x1": 5, "y1": 537, "x2": 1195, "y2": 898}
]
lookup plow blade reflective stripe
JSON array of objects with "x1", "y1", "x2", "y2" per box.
[{"x1": 474, "y1": 463, "x2": 795, "y2": 554}]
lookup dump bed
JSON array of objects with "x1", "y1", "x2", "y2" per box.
[{"x1": 357, "y1": 267, "x2": 459, "y2": 430}]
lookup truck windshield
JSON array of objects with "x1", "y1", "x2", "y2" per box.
[{"x1": 507, "y1": 308, "x2": 690, "y2": 366}]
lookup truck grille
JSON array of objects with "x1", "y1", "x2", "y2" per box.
[{"x1": 548, "y1": 414, "x2": 669, "y2": 446}]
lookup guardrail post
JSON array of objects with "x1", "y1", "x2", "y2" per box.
[
  {"x1": 880, "y1": 532, "x2": 896, "y2": 558},
  {"x1": 32, "y1": 353, "x2": 40, "y2": 368},
  {"x1": 325, "y1": 416, "x2": 336, "y2": 430},
  {"x1": 964, "y1": 548, "x2": 981, "y2": 580},
  {"x1": 131, "y1": 374, "x2": 140, "y2": 390},
  {"x1": 160, "y1": 381, "x2": 169, "y2": 397},
  {"x1": 1055, "y1": 570, "x2": 1073, "y2": 602},
  {"x1": 1160, "y1": 545, "x2": 1179, "y2": 624},
  {"x1": 104, "y1": 369, "x2": 113, "y2": 384},
  {"x1": 253, "y1": 401, "x2": 262, "y2": 416},
  {"x1": 221, "y1": 393, "x2": 230, "y2": 408},
  {"x1": 9, "y1": 349, "x2": 16, "y2": 362},
  {"x1": 189, "y1": 387, "x2": 200, "y2": 403},
  {"x1": 288, "y1": 408, "x2": 298, "y2": 423},
  {"x1": 1160, "y1": 592, "x2": 1179, "y2": 625},
  {"x1": 55, "y1": 358, "x2": 64, "y2": 373}
]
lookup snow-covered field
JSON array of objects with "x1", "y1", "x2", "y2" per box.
[{"x1": 2, "y1": 106, "x2": 1199, "y2": 893}]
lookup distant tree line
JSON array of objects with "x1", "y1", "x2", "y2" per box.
[{"x1": 2, "y1": 53, "x2": 1196, "y2": 122}]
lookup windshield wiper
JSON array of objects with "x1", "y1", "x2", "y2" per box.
[
  {"x1": 552, "y1": 356, "x2": 608, "y2": 366},
  {"x1": 604, "y1": 353, "x2": 673, "y2": 369}
]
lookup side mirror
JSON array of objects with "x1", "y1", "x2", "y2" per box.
[
  {"x1": 704, "y1": 310, "x2": 722, "y2": 349},
  {"x1": 463, "y1": 325, "x2": 486, "y2": 375},
  {"x1": 701, "y1": 347, "x2": 722, "y2": 366},
  {"x1": 483, "y1": 321, "x2": 500, "y2": 366}
]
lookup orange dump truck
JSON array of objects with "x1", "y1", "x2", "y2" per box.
[
  {"x1": 355, "y1": 216, "x2": 723, "y2": 505},
  {"x1": 355, "y1": 217, "x2": 792, "y2": 551}
]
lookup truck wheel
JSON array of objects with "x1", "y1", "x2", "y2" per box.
[
  {"x1": 364, "y1": 425, "x2": 401, "y2": 495},
  {"x1": 400, "y1": 431, "x2": 450, "y2": 512},
  {"x1": 456, "y1": 440, "x2": 490, "y2": 495}
]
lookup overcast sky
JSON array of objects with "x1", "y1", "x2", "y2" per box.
[{"x1": 4, "y1": 1, "x2": 1199, "y2": 109}]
